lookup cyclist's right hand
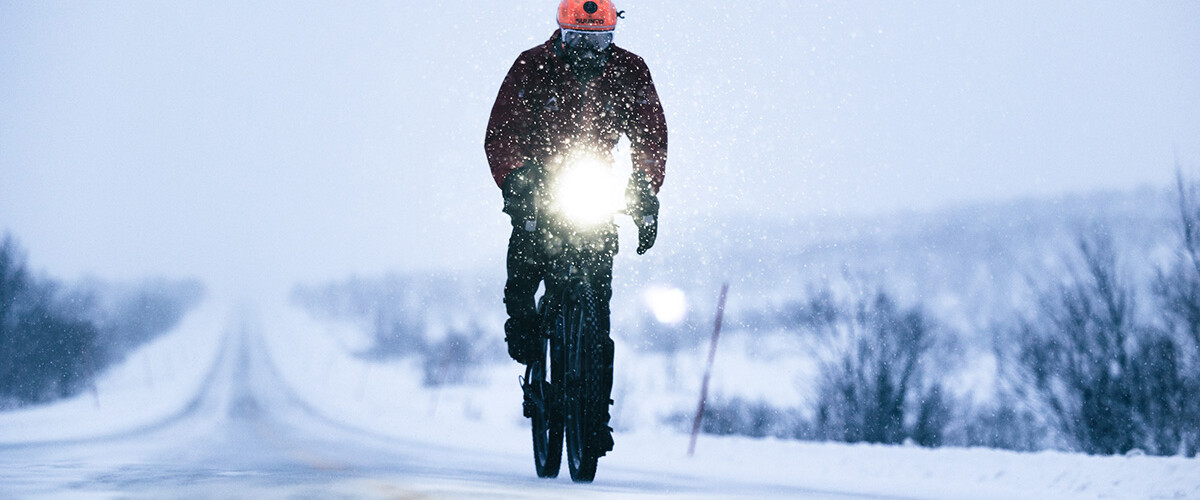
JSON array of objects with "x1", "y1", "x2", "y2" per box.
[{"x1": 503, "y1": 163, "x2": 538, "y2": 230}]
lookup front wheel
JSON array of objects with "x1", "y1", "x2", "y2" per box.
[
  {"x1": 563, "y1": 283, "x2": 604, "y2": 483},
  {"x1": 529, "y1": 335, "x2": 563, "y2": 478}
]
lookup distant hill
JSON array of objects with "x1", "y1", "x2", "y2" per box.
[
  {"x1": 613, "y1": 184, "x2": 1177, "y2": 346},
  {"x1": 296, "y1": 183, "x2": 1179, "y2": 356}
]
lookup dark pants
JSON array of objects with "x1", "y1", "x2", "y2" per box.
[
  {"x1": 505, "y1": 224, "x2": 617, "y2": 433},
  {"x1": 504, "y1": 224, "x2": 617, "y2": 326}
]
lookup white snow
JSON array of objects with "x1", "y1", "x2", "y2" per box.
[
  {"x1": 261, "y1": 298, "x2": 1200, "y2": 499},
  {"x1": 1, "y1": 296, "x2": 1198, "y2": 499}
]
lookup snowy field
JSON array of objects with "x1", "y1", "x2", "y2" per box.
[
  {"x1": 262, "y1": 298, "x2": 1200, "y2": 499},
  {"x1": 2, "y1": 296, "x2": 1194, "y2": 498}
]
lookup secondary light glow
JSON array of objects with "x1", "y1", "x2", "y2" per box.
[{"x1": 643, "y1": 285, "x2": 688, "y2": 325}]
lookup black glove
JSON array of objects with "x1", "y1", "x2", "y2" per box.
[
  {"x1": 502, "y1": 163, "x2": 538, "y2": 231},
  {"x1": 505, "y1": 314, "x2": 538, "y2": 365},
  {"x1": 635, "y1": 210, "x2": 657, "y2": 255},
  {"x1": 625, "y1": 170, "x2": 659, "y2": 255}
]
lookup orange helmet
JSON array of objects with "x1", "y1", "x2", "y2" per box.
[{"x1": 557, "y1": 0, "x2": 619, "y2": 32}]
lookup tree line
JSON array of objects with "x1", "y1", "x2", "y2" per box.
[{"x1": 0, "y1": 234, "x2": 204, "y2": 409}]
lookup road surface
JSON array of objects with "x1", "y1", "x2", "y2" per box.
[{"x1": 0, "y1": 323, "x2": 890, "y2": 499}]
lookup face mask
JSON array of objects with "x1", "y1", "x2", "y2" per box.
[
  {"x1": 562, "y1": 30, "x2": 611, "y2": 78},
  {"x1": 562, "y1": 29, "x2": 613, "y2": 52}
]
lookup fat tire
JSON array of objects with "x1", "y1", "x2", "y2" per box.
[
  {"x1": 531, "y1": 308, "x2": 563, "y2": 478},
  {"x1": 563, "y1": 282, "x2": 603, "y2": 483}
]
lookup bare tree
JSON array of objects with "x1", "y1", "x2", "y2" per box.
[
  {"x1": 1148, "y1": 169, "x2": 1200, "y2": 456},
  {"x1": 1155, "y1": 170, "x2": 1200, "y2": 359},
  {"x1": 811, "y1": 287, "x2": 946, "y2": 446},
  {"x1": 1020, "y1": 231, "x2": 1137, "y2": 454},
  {"x1": 1020, "y1": 228, "x2": 1195, "y2": 456}
]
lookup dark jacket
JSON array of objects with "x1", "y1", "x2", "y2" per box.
[{"x1": 485, "y1": 30, "x2": 667, "y2": 193}]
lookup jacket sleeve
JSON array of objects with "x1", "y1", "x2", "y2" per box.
[
  {"x1": 485, "y1": 54, "x2": 535, "y2": 189},
  {"x1": 625, "y1": 56, "x2": 668, "y2": 193}
]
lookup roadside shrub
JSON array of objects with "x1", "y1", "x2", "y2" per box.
[
  {"x1": 808, "y1": 286, "x2": 951, "y2": 446},
  {"x1": 421, "y1": 328, "x2": 491, "y2": 387},
  {"x1": 292, "y1": 274, "x2": 506, "y2": 387},
  {"x1": 669, "y1": 397, "x2": 813, "y2": 440},
  {"x1": 1147, "y1": 170, "x2": 1200, "y2": 456},
  {"x1": 954, "y1": 397, "x2": 1048, "y2": 452},
  {"x1": 1016, "y1": 229, "x2": 1197, "y2": 456}
]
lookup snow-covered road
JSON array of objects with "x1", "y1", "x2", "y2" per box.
[
  {"x1": 2, "y1": 305, "x2": 1198, "y2": 499},
  {"x1": 0, "y1": 318, "x2": 881, "y2": 499}
]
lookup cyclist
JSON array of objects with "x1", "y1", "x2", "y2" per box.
[{"x1": 485, "y1": 0, "x2": 667, "y2": 455}]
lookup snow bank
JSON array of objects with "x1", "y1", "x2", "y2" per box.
[{"x1": 266, "y1": 301, "x2": 1200, "y2": 499}]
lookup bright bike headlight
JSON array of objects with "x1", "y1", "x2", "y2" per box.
[{"x1": 553, "y1": 158, "x2": 627, "y2": 226}]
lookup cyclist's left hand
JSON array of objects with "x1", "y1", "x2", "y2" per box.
[
  {"x1": 635, "y1": 212, "x2": 657, "y2": 254},
  {"x1": 626, "y1": 170, "x2": 659, "y2": 255}
]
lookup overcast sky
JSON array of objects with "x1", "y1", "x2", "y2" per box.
[{"x1": 2, "y1": 1, "x2": 1198, "y2": 297}]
